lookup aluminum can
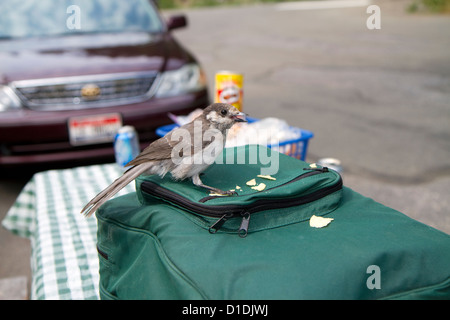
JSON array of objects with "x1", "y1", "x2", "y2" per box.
[
  {"x1": 214, "y1": 71, "x2": 243, "y2": 111},
  {"x1": 114, "y1": 126, "x2": 140, "y2": 168}
]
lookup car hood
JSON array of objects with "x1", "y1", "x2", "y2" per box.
[{"x1": 0, "y1": 32, "x2": 187, "y2": 83}]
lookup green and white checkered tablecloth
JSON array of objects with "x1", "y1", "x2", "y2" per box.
[{"x1": 2, "y1": 163, "x2": 135, "y2": 300}]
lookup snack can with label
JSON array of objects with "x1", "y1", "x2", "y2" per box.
[
  {"x1": 214, "y1": 71, "x2": 243, "y2": 111},
  {"x1": 114, "y1": 125, "x2": 140, "y2": 168}
]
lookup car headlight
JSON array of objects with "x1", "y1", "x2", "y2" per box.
[
  {"x1": 0, "y1": 85, "x2": 22, "y2": 112},
  {"x1": 155, "y1": 63, "x2": 207, "y2": 98}
]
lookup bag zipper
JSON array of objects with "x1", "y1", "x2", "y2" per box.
[{"x1": 140, "y1": 167, "x2": 342, "y2": 237}]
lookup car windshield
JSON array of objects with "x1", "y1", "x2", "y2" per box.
[{"x1": 0, "y1": 0, "x2": 164, "y2": 39}]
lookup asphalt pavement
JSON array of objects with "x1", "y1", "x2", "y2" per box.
[
  {"x1": 163, "y1": 0, "x2": 450, "y2": 233},
  {"x1": 1, "y1": 0, "x2": 449, "y2": 295}
]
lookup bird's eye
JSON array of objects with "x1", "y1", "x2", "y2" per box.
[{"x1": 221, "y1": 109, "x2": 228, "y2": 116}]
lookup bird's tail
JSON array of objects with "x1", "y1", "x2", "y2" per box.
[{"x1": 81, "y1": 163, "x2": 152, "y2": 217}]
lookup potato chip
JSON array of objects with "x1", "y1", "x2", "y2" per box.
[
  {"x1": 246, "y1": 179, "x2": 257, "y2": 186},
  {"x1": 257, "y1": 175, "x2": 276, "y2": 181},
  {"x1": 309, "y1": 215, "x2": 334, "y2": 228},
  {"x1": 251, "y1": 183, "x2": 266, "y2": 191},
  {"x1": 209, "y1": 192, "x2": 231, "y2": 197}
]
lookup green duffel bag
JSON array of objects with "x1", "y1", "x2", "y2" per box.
[{"x1": 96, "y1": 145, "x2": 450, "y2": 300}]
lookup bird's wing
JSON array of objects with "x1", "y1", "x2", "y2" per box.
[
  {"x1": 126, "y1": 117, "x2": 224, "y2": 167},
  {"x1": 125, "y1": 134, "x2": 174, "y2": 167}
]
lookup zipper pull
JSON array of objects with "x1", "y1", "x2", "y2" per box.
[
  {"x1": 209, "y1": 213, "x2": 232, "y2": 234},
  {"x1": 238, "y1": 212, "x2": 251, "y2": 238}
]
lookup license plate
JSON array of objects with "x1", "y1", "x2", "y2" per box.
[{"x1": 68, "y1": 113, "x2": 122, "y2": 146}]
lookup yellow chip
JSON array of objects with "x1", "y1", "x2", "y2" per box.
[
  {"x1": 257, "y1": 175, "x2": 276, "y2": 181},
  {"x1": 209, "y1": 192, "x2": 231, "y2": 197},
  {"x1": 246, "y1": 178, "x2": 257, "y2": 186},
  {"x1": 309, "y1": 215, "x2": 334, "y2": 228},
  {"x1": 251, "y1": 183, "x2": 266, "y2": 191}
]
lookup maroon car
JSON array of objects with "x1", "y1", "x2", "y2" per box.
[{"x1": 0, "y1": 0, "x2": 209, "y2": 166}]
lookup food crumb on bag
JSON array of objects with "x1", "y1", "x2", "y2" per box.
[
  {"x1": 257, "y1": 175, "x2": 276, "y2": 181},
  {"x1": 246, "y1": 178, "x2": 257, "y2": 186},
  {"x1": 209, "y1": 192, "x2": 232, "y2": 197},
  {"x1": 251, "y1": 183, "x2": 266, "y2": 192},
  {"x1": 309, "y1": 215, "x2": 334, "y2": 228}
]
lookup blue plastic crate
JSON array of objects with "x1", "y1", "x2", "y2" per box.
[{"x1": 156, "y1": 117, "x2": 314, "y2": 161}]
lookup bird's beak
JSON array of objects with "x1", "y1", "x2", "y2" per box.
[{"x1": 233, "y1": 111, "x2": 247, "y2": 122}]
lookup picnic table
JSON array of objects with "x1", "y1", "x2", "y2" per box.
[{"x1": 2, "y1": 163, "x2": 133, "y2": 300}]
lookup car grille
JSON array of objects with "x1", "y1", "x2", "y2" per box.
[{"x1": 11, "y1": 71, "x2": 159, "y2": 110}]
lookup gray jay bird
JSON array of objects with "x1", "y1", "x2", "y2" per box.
[{"x1": 81, "y1": 103, "x2": 246, "y2": 217}]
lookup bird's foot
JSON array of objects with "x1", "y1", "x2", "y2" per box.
[
  {"x1": 222, "y1": 189, "x2": 238, "y2": 196},
  {"x1": 192, "y1": 174, "x2": 238, "y2": 196}
]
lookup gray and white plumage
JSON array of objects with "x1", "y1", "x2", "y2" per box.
[{"x1": 81, "y1": 103, "x2": 246, "y2": 217}]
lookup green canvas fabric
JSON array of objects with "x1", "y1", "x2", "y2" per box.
[
  {"x1": 96, "y1": 146, "x2": 450, "y2": 300},
  {"x1": 135, "y1": 145, "x2": 342, "y2": 234}
]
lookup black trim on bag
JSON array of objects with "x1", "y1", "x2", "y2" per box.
[{"x1": 97, "y1": 246, "x2": 109, "y2": 260}]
